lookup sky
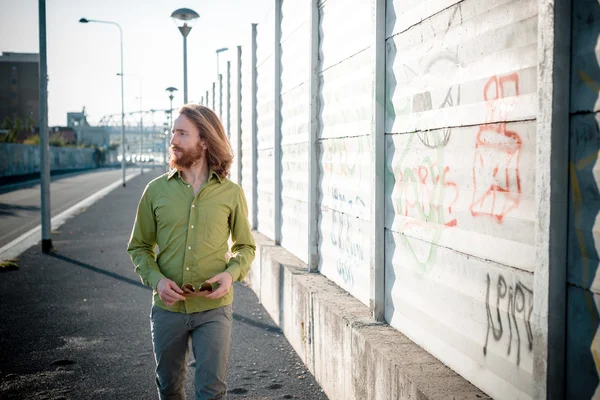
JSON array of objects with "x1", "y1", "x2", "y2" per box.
[{"x1": 0, "y1": 0, "x2": 272, "y2": 126}]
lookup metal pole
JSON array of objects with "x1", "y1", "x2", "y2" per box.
[
  {"x1": 236, "y1": 46, "x2": 242, "y2": 185},
  {"x1": 274, "y1": 0, "x2": 282, "y2": 245},
  {"x1": 119, "y1": 25, "x2": 126, "y2": 187},
  {"x1": 251, "y1": 23, "x2": 258, "y2": 230},
  {"x1": 371, "y1": 0, "x2": 386, "y2": 321},
  {"x1": 168, "y1": 96, "x2": 173, "y2": 171},
  {"x1": 183, "y1": 35, "x2": 188, "y2": 103},
  {"x1": 139, "y1": 80, "x2": 143, "y2": 175},
  {"x1": 38, "y1": 0, "x2": 52, "y2": 254},
  {"x1": 218, "y1": 74, "x2": 223, "y2": 119},
  {"x1": 226, "y1": 61, "x2": 231, "y2": 139},
  {"x1": 308, "y1": 0, "x2": 319, "y2": 271}
]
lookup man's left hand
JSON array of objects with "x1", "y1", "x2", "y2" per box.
[{"x1": 204, "y1": 272, "x2": 233, "y2": 300}]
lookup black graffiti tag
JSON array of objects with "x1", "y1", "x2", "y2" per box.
[{"x1": 483, "y1": 273, "x2": 533, "y2": 366}]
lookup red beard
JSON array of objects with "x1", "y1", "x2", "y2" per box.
[{"x1": 169, "y1": 142, "x2": 204, "y2": 170}]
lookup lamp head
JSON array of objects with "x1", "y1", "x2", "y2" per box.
[
  {"x1": 171, "y1": 8, "x2": 199, "y2": 37},
  {"x1": 79, "y1": 18, "x2": 89, "y2": 23}
]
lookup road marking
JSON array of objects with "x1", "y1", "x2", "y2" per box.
[{"x1": 0, "y1": 169, "x2": 149, "y2": 262}]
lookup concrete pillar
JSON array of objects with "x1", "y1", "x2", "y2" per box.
[
  {"x1": 308, "y1": 0, "x2": 320, "y2": 272},
  {"x1": 371, "y1": 0, "x2": 385, "y2": 322},
  {"x1": 236, "y1": 46, "x2": 243, "y2": 185},
  {"x1": 274, "y1": 0, "x2": 282, "y2": 245},
  {"x1": 533, "y1": 0, "x2": 572, "y2": 398},
  {"x1": 251, "y1": 23, "x2": 258, "y2": 230}
]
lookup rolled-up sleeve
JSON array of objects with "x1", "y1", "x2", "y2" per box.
[
  {"x1": 127, "y1": 185, "x2": 165, "y2": 289},
  {"x1": 225, "y1": 186, "x2": 256, "y2": 282}
]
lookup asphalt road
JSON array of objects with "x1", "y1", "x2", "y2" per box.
[
  {"x1": 0, "y1": 167, "x2": 159, "y2": 249},
  {"x1": 0, "y1": 169, "x2": 327, "y2": 399}
]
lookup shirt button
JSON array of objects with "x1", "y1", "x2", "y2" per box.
[
  {"x1": 186, "y1": 267, "x2": 190, "y2": 270},
  {"x1": 187, "y1": 185, "x2": 191, "y2": 188},
  {"x1": 192, "y1": 205, "x2": 195, "y2": 208},
  {"x1": 188, "y1": 246, "x2": 191, "y2": 250},
  {"x1": 191, "y1": 225, "x2": 194, "y2": 229}
]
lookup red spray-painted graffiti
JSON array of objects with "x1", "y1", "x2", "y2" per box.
[{"x1": 470, "y1": 74, "x2": 523, "y2": 223}]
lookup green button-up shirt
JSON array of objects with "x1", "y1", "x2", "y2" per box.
[{"x1": 127, "y1": 169, "x2": 256, "y2": 313}]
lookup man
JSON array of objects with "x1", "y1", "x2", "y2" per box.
[{"x1": 127, "y1": 104, "x2": 256, "y2": 400}]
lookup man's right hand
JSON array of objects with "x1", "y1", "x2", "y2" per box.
[{"x1": 157, "y1": 278, "x2": 186, "y2": 306}]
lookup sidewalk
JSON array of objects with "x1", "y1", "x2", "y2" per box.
[{"x1": 0, "y1": 171, "x2": 327, "y2": 400}]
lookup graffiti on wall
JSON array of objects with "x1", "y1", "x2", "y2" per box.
[
  {"x1": 483, "y1": 273, "x2": 534, "y2": 366},
  {"x1": 388, "y1": 72, "x2": 526, "y2": 273},
  {"x1": 470, "y1": 74, "x2": 523, "y2": 223},
  {"x1": 325, "y1": 210, "x2": 368, "y2": 288},
  {"x1": 321, "y1": 136, "x2": 370, "y2": 218}
]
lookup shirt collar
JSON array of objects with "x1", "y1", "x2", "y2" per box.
[{"x1": 167, "y1": 168, "x2": 222, "y2": 183}]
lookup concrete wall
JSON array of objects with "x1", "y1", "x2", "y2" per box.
[
  {"x1": 318, "y1": 0, "x2": 374, "y2": 306},
  {"x1": 566, "y1": 0, "x2": 600, "y2": 398},
  {"x1": 0, "y1": 143, "x2": 98, "y2": 177},
  {"x1": 223, "y1": 0, "x2": 582, "y2": 398},
  {"x1": 280, "y1": 0, "x2": 310, "y2": 264},
  {"x1": 246, "y1": 231, "x2": 490, "y2": 400},
  {"x1": 384, "y1": 1, "x2": 537, "y2": 398},
  {"x1": 256, "y1": 7, "x2": 276, "y2": 240}
]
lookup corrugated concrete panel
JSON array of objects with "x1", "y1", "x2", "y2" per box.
[
  {"x1": 384, "y1": 0, "x2": 538, "y2": 398},
  {"x1": 281, "y1": 83, "x2": 309, "y2": 146},
  {"x1": 255, "y1": 9, "x2": 276, "y2": 241},
  {"x1": 257, "y1": 148, "x2": 275, "y2": 239},
  {"x1": 281, "y1": 142, "x2": 309, "y2": 263},
  {"x1": 230, "y1": 51, "x2": 242, "y2": 185},
  {"x1": 241, "y1": 34, "x2": 255, "y2": 221},
  {"x1": 570, "y1": 0, "x2": 600, "y2": 114},
  {"x1": 281, "y1": 0, "x2": 310, "y2": 94},
  {"x1": 385, "y1": 122, "x2": 537, "y2": 273},
  {"x1": 319, "y1": 0, "x2": 372, "y2": 72},
  {"x1": 386, "y1": 0, "x2": 537, "y2": 134},
  {"x1": 321, "y1": 136, "x2": 372, "y2": 221},
  {"x1": 385, "y1": 229, "x2": 533, "y2": 399},
  {"x1": 280, "y1": 10, "x2": 309, "y2": 261},
  {"x1": 317, "y1": 0, "x2": 374, "y2": 305},
  {"x1": 319, "y1": 207, "x2": 371, "y2": 306},
  {"x1": 565, "y1": 0, "x2": 600, "y2": 394},
  {"x1": 319, "y1": 49, "x2": 373, "y2": 140}
]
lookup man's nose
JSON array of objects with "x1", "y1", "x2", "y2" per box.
[{"x1": 169, "y1": 134, "x2": 177, "y2": 146}]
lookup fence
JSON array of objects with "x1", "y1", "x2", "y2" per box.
[{"x1": 198, "y1": 0, "x2": 597, "y2": 398}]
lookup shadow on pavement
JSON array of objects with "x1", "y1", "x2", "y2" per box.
[{"x1": 49, "y1": 252, "x2": 150, "y2": 291}]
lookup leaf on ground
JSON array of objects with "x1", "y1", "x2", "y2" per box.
[{"x1": 0, "y1": 259, "x2": 19, "y2": 272}]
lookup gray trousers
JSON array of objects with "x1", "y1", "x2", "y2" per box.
[{"x1": 150, "y1": 304, "x2": 233, "y2": 400}]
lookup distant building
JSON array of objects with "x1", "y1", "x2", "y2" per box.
[
  {"x1": 0, "y1": 52, "x2": 39, "y2": 126},
  {"x1": 67, "y1": 110, "x2": 109, "y2": 147}
]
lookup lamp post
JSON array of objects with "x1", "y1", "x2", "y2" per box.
[
  {"x1": 215, "y1": 47, "x2": 228, "y2": 77},
  {"x1": 117, "y1": 73, "x2": 143, "y2": 174},
  {"x1": 171, "y1": 8, "x2": 199, "y2": 104},
  {"x1": 79, "y1": 17, "x2": 126, "y2": 187},
  {"x1": 165, "y1": 87, "x2": 178, "y2": 170}
]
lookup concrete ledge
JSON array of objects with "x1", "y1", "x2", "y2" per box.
[{"x1": 247, "y1": 231, "x2": 490, "y2": 400}]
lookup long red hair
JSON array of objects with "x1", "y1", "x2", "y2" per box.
[{"x1": 178, "y1": 104, "x2": 233, "y2": 179}]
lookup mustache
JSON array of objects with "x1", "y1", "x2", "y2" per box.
[{"x1": 170, "y1": 146, "x2": 183, "y2": 152}]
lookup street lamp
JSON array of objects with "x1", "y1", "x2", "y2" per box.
[
  {"x1": 215, "y1": 47, "x2": 228, "y2": 77},
  {"x1": 171, "y1": 8, "x2": 199, "y2": 104},
  {"x1": 79, "y1": 17, "x2": 127, "y2": 187},
  {"x1": 117, "y1": 73, "x2": 143, "y2": 174},
  {"x1": 165, "y1": 87, "x2": 178, "y2": 170}
]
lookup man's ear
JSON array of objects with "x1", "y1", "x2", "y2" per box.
[{"x1": 199, "y1": 138, "x2": 208, "y2": 150}]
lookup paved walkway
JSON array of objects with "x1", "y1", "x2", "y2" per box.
[{"x1": 0, "y1": 170, "x2": 327, "y2": 399}]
